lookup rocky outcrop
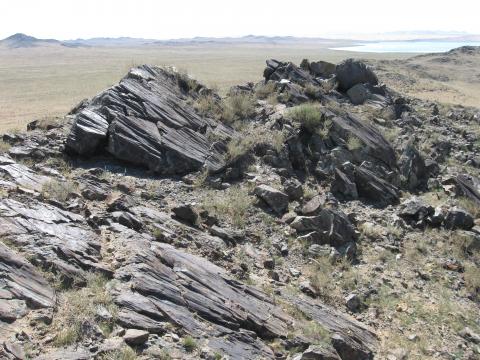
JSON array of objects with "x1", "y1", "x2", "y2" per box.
[{"x1": 66, "y1": 65, "x2": 234, "y2": 174}]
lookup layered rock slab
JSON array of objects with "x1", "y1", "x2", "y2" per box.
[{"x1": 66, "y1": 65, "x2": 234, "y2": 174}]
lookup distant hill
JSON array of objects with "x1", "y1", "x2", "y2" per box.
[{"x1": 0, "y1": 33, "x2": 61, "y2": 48}]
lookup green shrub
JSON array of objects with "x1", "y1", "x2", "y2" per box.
[
  {"x1": 346, "y1": 135, "x2": 362, "y2": 151},
  {"x1": 99, "y1": 346, "x2": 137, "y2": 360},
  {"x1": 287, "y1": 104, "x2": 323, "y2": 132},
  {"x1": 182, "y1": 336, "x2": 197, "y2": 353}
]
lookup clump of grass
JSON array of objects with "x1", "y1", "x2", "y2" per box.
[
  {"x1": 53, "y1": 274, "x2": 117, "y2": 347},
  {"x1": 41, "y1": 179, "x2": 78, "y2": 202},
  {"x1": 308, "y1": 257, "x2": 336, "y2": 302},
  {"x1": 346, "y1": 135, "x2": 362, "y2": 151},
  {"x1": 304, "y1": 83, "x2": 320, "y2": 98},
  {"x1": 174, "y1": 69, "x2": 199, "y2": 93},
  {"x1": 464, "y1": 265, "x2": 480, "y2": 300},
  {"x1": 98, "y1": 346, "x2": 137, "y2": 360},
  {"x1": 255, "y1": 82, "x2": 277, "y2": 99},
  {"x1": 300, "y1": 321, "x2": 331, "y2": 345},
  {"x1": 0, "y1": 139, "x2": 11, "y2": 154},
  {"x1": 226, "y1": 125, "x2": 286, "y2": 160},
  {"x1": 194, "y1": 94, "x2": 222, "y2": 118},
  {"x1": 222, "y1": 94, "x2": 256, "y2": 124},
  {"x1": 287, "y1": 104, "x2": 323, "y2": 132},
  {"x1": 182, "y1": 336, "x2": 197, "y2": 353},
  {"x1": 202, "y1": 186, "x2": 253, "y2": 228}
]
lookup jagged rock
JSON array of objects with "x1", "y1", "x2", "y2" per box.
[
  {"x1": 0, "y1": 242, "x2": 55, "y2": 323},
  {"x1": 35, "y1": 347, "x2": 91, "y2": 360},
  {"x1": 283, "y1": 178, "x2": 304, "y2": 201},
  {"x1": 111, "y1": 211, "x2": 143, "y2": 231},
  {"x1": 172, "y1": 204, "x2": 199, "y2": 225},
  {"x1": 354, "y1": 165, "x2": 400, "y2": 207},
  {"x1": 331, "y1": 169, "x2": 358, "y2": 201},
  {"x1": 123, "y1": 329, "x2": 149, "y2": 345},
  {"x1": 345, "y1": 293, "x2": 362, "y2": 313},
  {"x1": 328, "y1": 112, "x2": 397, "y2": 170},
  {"x1": 346, "y1": 83, "x2": 388, "y2": 106},
  {"x1": 254, "y1": 185, "x2": 289, "y2": 214},
  {"x1": 264, "y1": 59, "x2": 314, "y2": 86},
  {"x1": 399, "y1": 143, "x2": 428, "y2": 191},
  {"x1": 302, "y1": 194, "x2": 326, "y2": 215},
  {"x1": 210, "y1": 225, "x2": 245, "y2": 244},
  {"x1": 398, "y1": 197, "x2": 434, "y2": 225},
  {"x1": 444, "y1": 207, "x2": 474, "y2": 230},
  {"x1": 310, "y1": 61, "x2": 336, "y2": 78},
  {"x1": 454, "y1": 174, "x2": 480, "y2": 206},
  {"x1": 66, "y1": 65, "x2": 234, "y2": 174},
  {"x1": 290, "y1": 208, "x2": 357, "y2": 247},
  {"x1": 0, "y1": 198, "x2": 110, "y2": 283},
  {"x1": 287, "y1": 295, "x2": 377, "y2": 359},
  {"x1": 335, "y1": 59, "x2": 378, "y2": 91},
  {"x1": 294, "y1": 345, "x2": 341, "y2": 360},
  {"x1": 0, "y1": 155, "x2": 51, "y2": 192}
]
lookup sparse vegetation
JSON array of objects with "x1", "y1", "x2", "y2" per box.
[
  {"x1": 202, "y1": 186, "x2": 253, "y2": 227},
  {"x1": 182, "y1": 336, "x2": 198, "y2": 353},
  {"x1": 222, "y1": 93, "x2": 256, "y2": 124},
  {"x1": 53, "y1": 274, "x2": 117, "y2": 347},
  {"x1": 346, "y1": 135, "x2": 362, "y2": 151},
  {"x1": 41, "y1": 179, "x2": 78, "y2": 202},
  {"x1": 99, "y1": 346, "x2": 137, "y2": 360},
  {"x1": 226, "y1": 125, "x2": 286, "y2": 160},
  {"x1": 255, "y1": 81, "x2": 277, "y2": 99},
  {"x1": 0, "y1": 139, "x2": 11, "y2": 153},
  {"x1": 287, "y1": 103, "x2": 323, "y2": 131},
  {"x1": 194, "y1": 94, "x2": 222, "y2": 118}
]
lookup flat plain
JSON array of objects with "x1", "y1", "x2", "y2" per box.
[
  {"x1": 0, "y1": 43, "x2": 478, "y2": 131},
  {"x1": 0, "y1": 44, "x2": 409, "y2": 131}
]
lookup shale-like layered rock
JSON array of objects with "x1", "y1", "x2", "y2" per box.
[{"x1": 66, "y1": 65, "x2": 234, "y2": 174}]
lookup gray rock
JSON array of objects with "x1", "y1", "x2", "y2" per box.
[
  {"x1": 283, "y1": 178, "x2": 304, "y2": 201},
  {"x1": 331, "y1": 168, "x2": 358, "y2": 201},
  {"x1": 0, "y1": 155, "x2": 51, "y2": 192},
  {"x1": 172, "y1": 204, "x2": 199, "y2": 225},
  {"x1": 0, "y1": 243, "x2": 55, "y2": 323},
  {"x1": 210, "y1": 225, "x2": 245, "y2": 244},
  {"x1": 310, "y1": 61, "x2": 336, "y2": 78},
  {"x1": 290, "y1": 208, "x2": 357, "y2": 247},
  {"x1": 254, "y1": 185, "x2": 289, "y2": 214},
  {"x1": 335, "y1": 59, "x2": 378, "y2": 91},
  {"x1": 347, "y1": 83, "x2": 370, "y2": 105},
  {"x1": 444, "y1": 207, "x2": 474, "y2": 230},
  {"x1": 123, "y1": 329, "x2": 149, "y2": 345},
  {"x1": 66, "y1": 65, "x2": 234, "y2": 175},
  {"x1": 296, "y1": 345, "x2": 341, "y2": 360},
  {"x1": 345, "y1": 293, "x2": 362, "y2": 312},
  {"x1": 354, "y1": 165, "x2": 400, "y2": 207},
  {"x1": 302, "y1": 194, "x2": 326, "y2": 215},
  {"x1": 399, "y1": 143, "x2": 428, "y2": 191}
]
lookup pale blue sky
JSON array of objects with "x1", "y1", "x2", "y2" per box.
[{"x1": 0, "y1": 0, "x2": 478, "y2": 40}]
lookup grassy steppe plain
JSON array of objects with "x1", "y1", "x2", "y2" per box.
[{"x1": 0, "y1": 44, "x2": 409, "y2": 131}]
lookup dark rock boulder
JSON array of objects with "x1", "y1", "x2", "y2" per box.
[
  {"x1": 335, "y1": 59, "x2": 378, "y2": 91},
  {"x1": 399, "y1": 143, "x2": 428, "y2": 191},
  {"x1": 66, "y1": 65, "x2": 234, "y2": 175},
  {"x1": 290, "y1": 208, "x2": 357, "y2": 248},
  {"x1": 354, "y1": 165, "x2": 400, "y2": 207},
  {"x1": 254, "y1": 185, "x2": 289, "y2": 214},
  {"x1": 444, "y1": 207, "x2": 474, "y2": 230},
  {"x1": 454, "y1": 174, "x2": 480, "y2": 206},
  {"x1": 264, "y1": 59, "x2": 314, "y2": 86},
  {"x1": 310, "y1": 60, "x2": 336, "y2": 78}
]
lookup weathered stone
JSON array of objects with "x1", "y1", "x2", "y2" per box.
[
  {"x1": 66, "y1": 65, "x2": 233, "y2": 174},
  {"x1": 0, "y1": 198, "x2": 110, "y2": 283},
  {"x1": 123, "y1": 329, "x2": 149, "y2": 345},
  {"x1": 283, "y1": 178, "x2": 304, "y2": 201},
  {"x1": 0, "y1": 155, "x2": 51, "y2": 192},
  {"x1": 331, "y1": 169, "x2": 358, "y2": 201},
  {"x1": 172, "y1": 204, "x2": 199, "y2": 225},
  {"x1": 302, "y1": 194, "x2": 326, "y2": 215},
  {"x1": 310, "y1": 61, "x2": 336, "y2": 78},
  {"x1": 254, "y1": 185, "x2": 289, "y2": 214},
  {"x1": 290, "y1": 208, "x2": 357, "y2": 247},
  {"x1": 399, "y1": 143, "x2": 428, "y2": 191},
  {"x1": 335, "y1": 59, "x2": 378, "y2": 91},
  {"x1": 295, "y1": 345, "x2": 341, "y2": 360},
  {"x1": 444, "y1": 207, "x2": 474, "y2": 230},
  {"x1": 0, "y1": 243, "x2": 55, "y2": 323}
]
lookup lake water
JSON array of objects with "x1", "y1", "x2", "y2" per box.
[{"x1": 332, "y1": 41, "x2": 480, "y2": 53}]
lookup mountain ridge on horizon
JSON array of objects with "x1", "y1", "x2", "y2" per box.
[{"x1": 1, "y1": 32, "x2": 480, "y2": 49}]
